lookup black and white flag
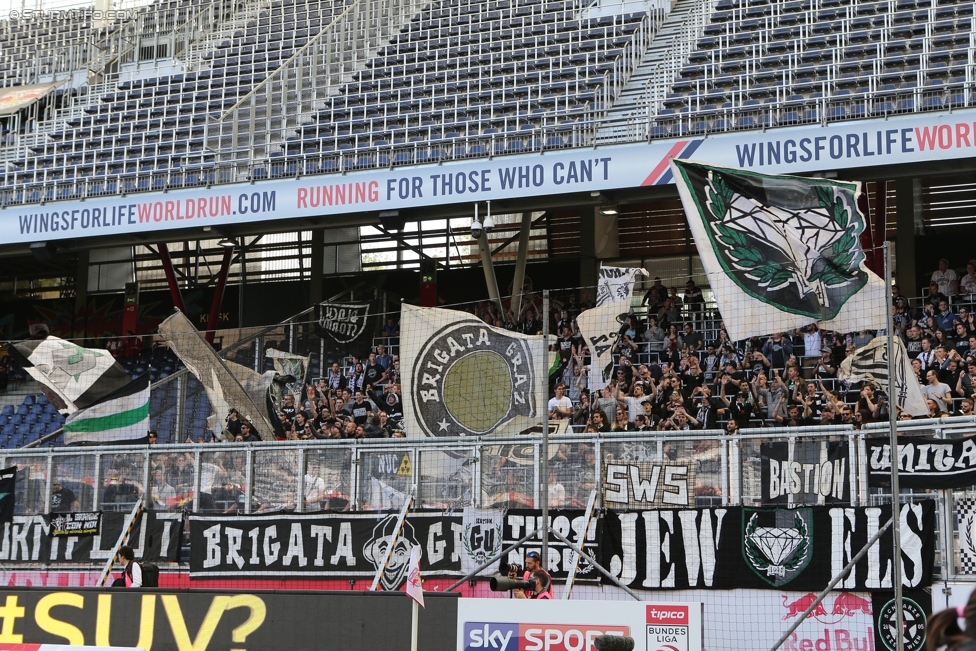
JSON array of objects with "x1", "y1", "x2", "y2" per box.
[
  {"x1": 159, "y1": 310, "x2": 292, "y2": 439},
  {"x1": 595, "y1": 265, "x2": 647, "y2": 307},
  {"x1": 838, "y1": 337, "x2": 928, "y2": 417},
  {"x1": 956, "y1": 495, "x2": 976, "y2": 574},
  {"x1": 400, "y1": 304, "x2": 545, "y2": 438},
  {"x1": 4, "y1": 337, "x2": 132, "y2": 412},
  {"x1": 47, "y1": 511, "x2": 100, "y2": 537},
  {"x1": 760, "y1": 440, "x2": 851, "y2": 505},
  {"x1": 314, "y1": 301, "x2": 378, "y2": 360},
  {"x1": 189, "y1": 511, "x2": 463, "y2": 584},
  {"x1": 575, "y1": 302, "x2": 630, "y2": 391},
  {"x1": 670, "y1": 159, "x2": 887, "y2": 341},
  {"x1": 865, "y1": 434, "x2": 976, "y2": 488}
]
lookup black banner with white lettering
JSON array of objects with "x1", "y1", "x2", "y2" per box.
[
  {"x1": 502, "y1": 509, "x2": 598, "y2": 580},
  {"x1": 598, "y1": 502, "x2": 935, "y2": 592},
  {"x1": 314, "y1": 301, "x2": 378, "y2": 360},
  {"x1": 760, "y1": 440, "x2": 851, "y2": 505},
  {"x1": 866, "y1": 435, "x2": 976, "y2": 489},
  {"x1": 189, "y1": 511, "x2": 463, "y2": 587},
  {"x1": 0, "y1": 510, "x2": 183, "y2": 562},
  {"x1": 46, "y1": 511, "x2": 100, "y2": 537}
]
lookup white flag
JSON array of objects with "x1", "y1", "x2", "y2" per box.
[
  {"x1": 838, "y1": 337, "x2": 929, "y2": 417},
  {"x1": 671, "y1": 159, "x2": 887, "y2": 341},
  {"x1": 400, "y1": 304, "x2": 546, "y2": 438},
  {"x1": 596, "y1": 265, "x2": 647, "y2": 307},
  {"x1": 576, "y1": 302, "x2": 631, "y2": 391},
  {"x1": 406, "y1": 545, "x2": 424, "y2": 607}
]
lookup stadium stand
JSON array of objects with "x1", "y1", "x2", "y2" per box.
[{"x1": 644, "y1": 0, "x2": 976, "y2": 135}]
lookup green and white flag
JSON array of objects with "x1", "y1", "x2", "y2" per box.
[
  {"x1": 670, "y1": 159, "x2": 887, "y2": 341},
  {"x1": 63, "y1": 374, "x2": 150, "y2": 444}
]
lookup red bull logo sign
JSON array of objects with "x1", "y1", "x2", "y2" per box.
[{"x1": 782, "y1": 593, "x2": 875, "y2": 651}]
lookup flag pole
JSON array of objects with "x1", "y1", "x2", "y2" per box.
[
  {"x1": 883, "y1": 240, "x2": 905, "y2": 651},
  {"x1": 410, "y1": 598, "x2": 419, "y2": 651},
  {"x1": 541, "y1": 289, "x2": 550, "y2": 571}
]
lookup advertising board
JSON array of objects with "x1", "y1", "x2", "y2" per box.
[{"x1": 456, "y1": 598, "x2": 703, "y2": 651}]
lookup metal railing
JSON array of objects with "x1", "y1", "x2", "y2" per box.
[
  {"x1": 5, "y1": 419, "x2": 976, "y2": 578},
  {"x1": 210, "y1": 0, "x2": 433, "y2": 168}
]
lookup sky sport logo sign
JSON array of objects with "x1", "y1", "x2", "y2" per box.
[
  {"x1": 463, "y1": 622, "x2": 629, "y2": 651},
  {"x1": 647, "y1": 606, "x2": 690, "y2": 651}
]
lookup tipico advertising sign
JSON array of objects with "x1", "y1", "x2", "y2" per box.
[{"x1": 457, "y1": 599, "x2": 702, "y2": 651}]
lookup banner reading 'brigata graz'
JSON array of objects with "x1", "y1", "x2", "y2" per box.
[
  {"x1": 598, "y1": 502, "x2": 935, "y2": 592},
  {"x1": 190, "y1": 511, "x2": 470, "y2": 587},
  {"x1": 400, "y1": 304, "x2": 546, "y2": 438},
  {"x1": 670, "y1": 159, "x2": 887, "y2": 341}
]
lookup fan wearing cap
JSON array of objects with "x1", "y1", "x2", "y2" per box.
[{"x1": 516, "y1": 551, "x2": 553, "y2": 599}]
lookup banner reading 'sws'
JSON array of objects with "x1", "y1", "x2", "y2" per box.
[{"x1": 598, "y1": 502, "x2": 935, "y2": 592}]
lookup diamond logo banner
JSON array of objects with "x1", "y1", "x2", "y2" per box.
[{"x1": 670, "y1": 159, "x2": 887, "y2": 341}]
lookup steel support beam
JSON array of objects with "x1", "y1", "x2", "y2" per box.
[
  {"x1": 158, "y1": 243, "x2": 187, "y2": 314},
  {"x1": 205, "y1": 245, "x2": 234, "y2": 343},
  {"x1": 511, "y1": 211, "x2": 532, "y2": 317},
  {"x1": 479, "y1": 233, "x2": 503, "y2": 314}
]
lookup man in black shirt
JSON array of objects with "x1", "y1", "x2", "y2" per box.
[
  {"x1": 51, "y1": 480, "x2": 78, "y2": 513},
  {"x1": 102, "y1": 465, "x2": 141, "y2": 512},
  {"x1": 363, "y1": 353, "x2": 387, "y2": 389},
  {"x1": 350, "y1": 390, "x2": 374, "y2": 426},
  {"x1": 281, "y1": 395, "x2": 297, "y2": 422},
  {"x1": 682, "y1": 323, "x2": 703, "y2": 351}
]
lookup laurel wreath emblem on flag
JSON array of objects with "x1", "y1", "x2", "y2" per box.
[
  {"x1": 702, "y1": 170, "x2": 868, "y2": 318},
  {"x1": 743, "y1": 509, "x2": 812, "y2": 587}
]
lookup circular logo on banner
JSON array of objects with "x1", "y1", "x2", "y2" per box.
[
  {"x1": 411, "y1": 322, "x2": 537, "y2": 437},
  {"x1": 878, "y1": 597, "x2": 926, "y2": 651}
]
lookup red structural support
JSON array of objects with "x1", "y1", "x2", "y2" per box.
[
  {"x1": 206, "y1": 245, "x2": 235, "y2": 343},
  {"x1": 158, "y1": 243, "x2": 187, "y2": 314}
]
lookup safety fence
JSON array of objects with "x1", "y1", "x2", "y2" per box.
[{"x1": 6, "y1": 419, "x2": 976, "y2": 579}]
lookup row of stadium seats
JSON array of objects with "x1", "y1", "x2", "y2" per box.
[
  {"x1": 650, "y1": 0, "x2": 976, "y2": 133},
  {"x1": 2, "y1": 0, "x2": 659, "y2": 190}
]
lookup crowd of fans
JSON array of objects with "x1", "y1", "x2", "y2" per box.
[
  {"x1": 194, "y1": 344, "x2": 406, "y2": 444},
  {"x1": 538, "y1": 260, "x2": 976, "y2": 434}
]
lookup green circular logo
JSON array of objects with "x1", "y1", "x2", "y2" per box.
[{"x1": 878, "y1": 597, "x2": 926, "y2": 651}]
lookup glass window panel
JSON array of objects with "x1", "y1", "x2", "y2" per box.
[
  {"x1": 52, "y1": 455, "x2": 96, "y2": 512},
  {"x1": 480, "y1": 443, "x2": 535, "y2": 509},
  {"x1": 548, "y1": 442, "x2": 597, "y2": 508},
  {"x1": 199, "y1": 449, "x2": 248, "y2": 514},
  {"x1": 252, "y1": 449, "x2": 299, "y2": 512},
  {"x1": 304, "y1": 448, "x2": 353, "y2": 512},
  {"x1": 7, "y1": 456, "x2": 47, "y2": 515},
  {"x1": 419, "y1": 449, "x2": 474, "y2": 509},
  {"x1": 359, "y1": 449, "x2": 413, "y2": 510},
  {"x1": 98, "y1": 453, "x2": 146, "y2": 513},
  {"x1": 149, "y1": 452, "x2": 192, "y2": 512}
]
